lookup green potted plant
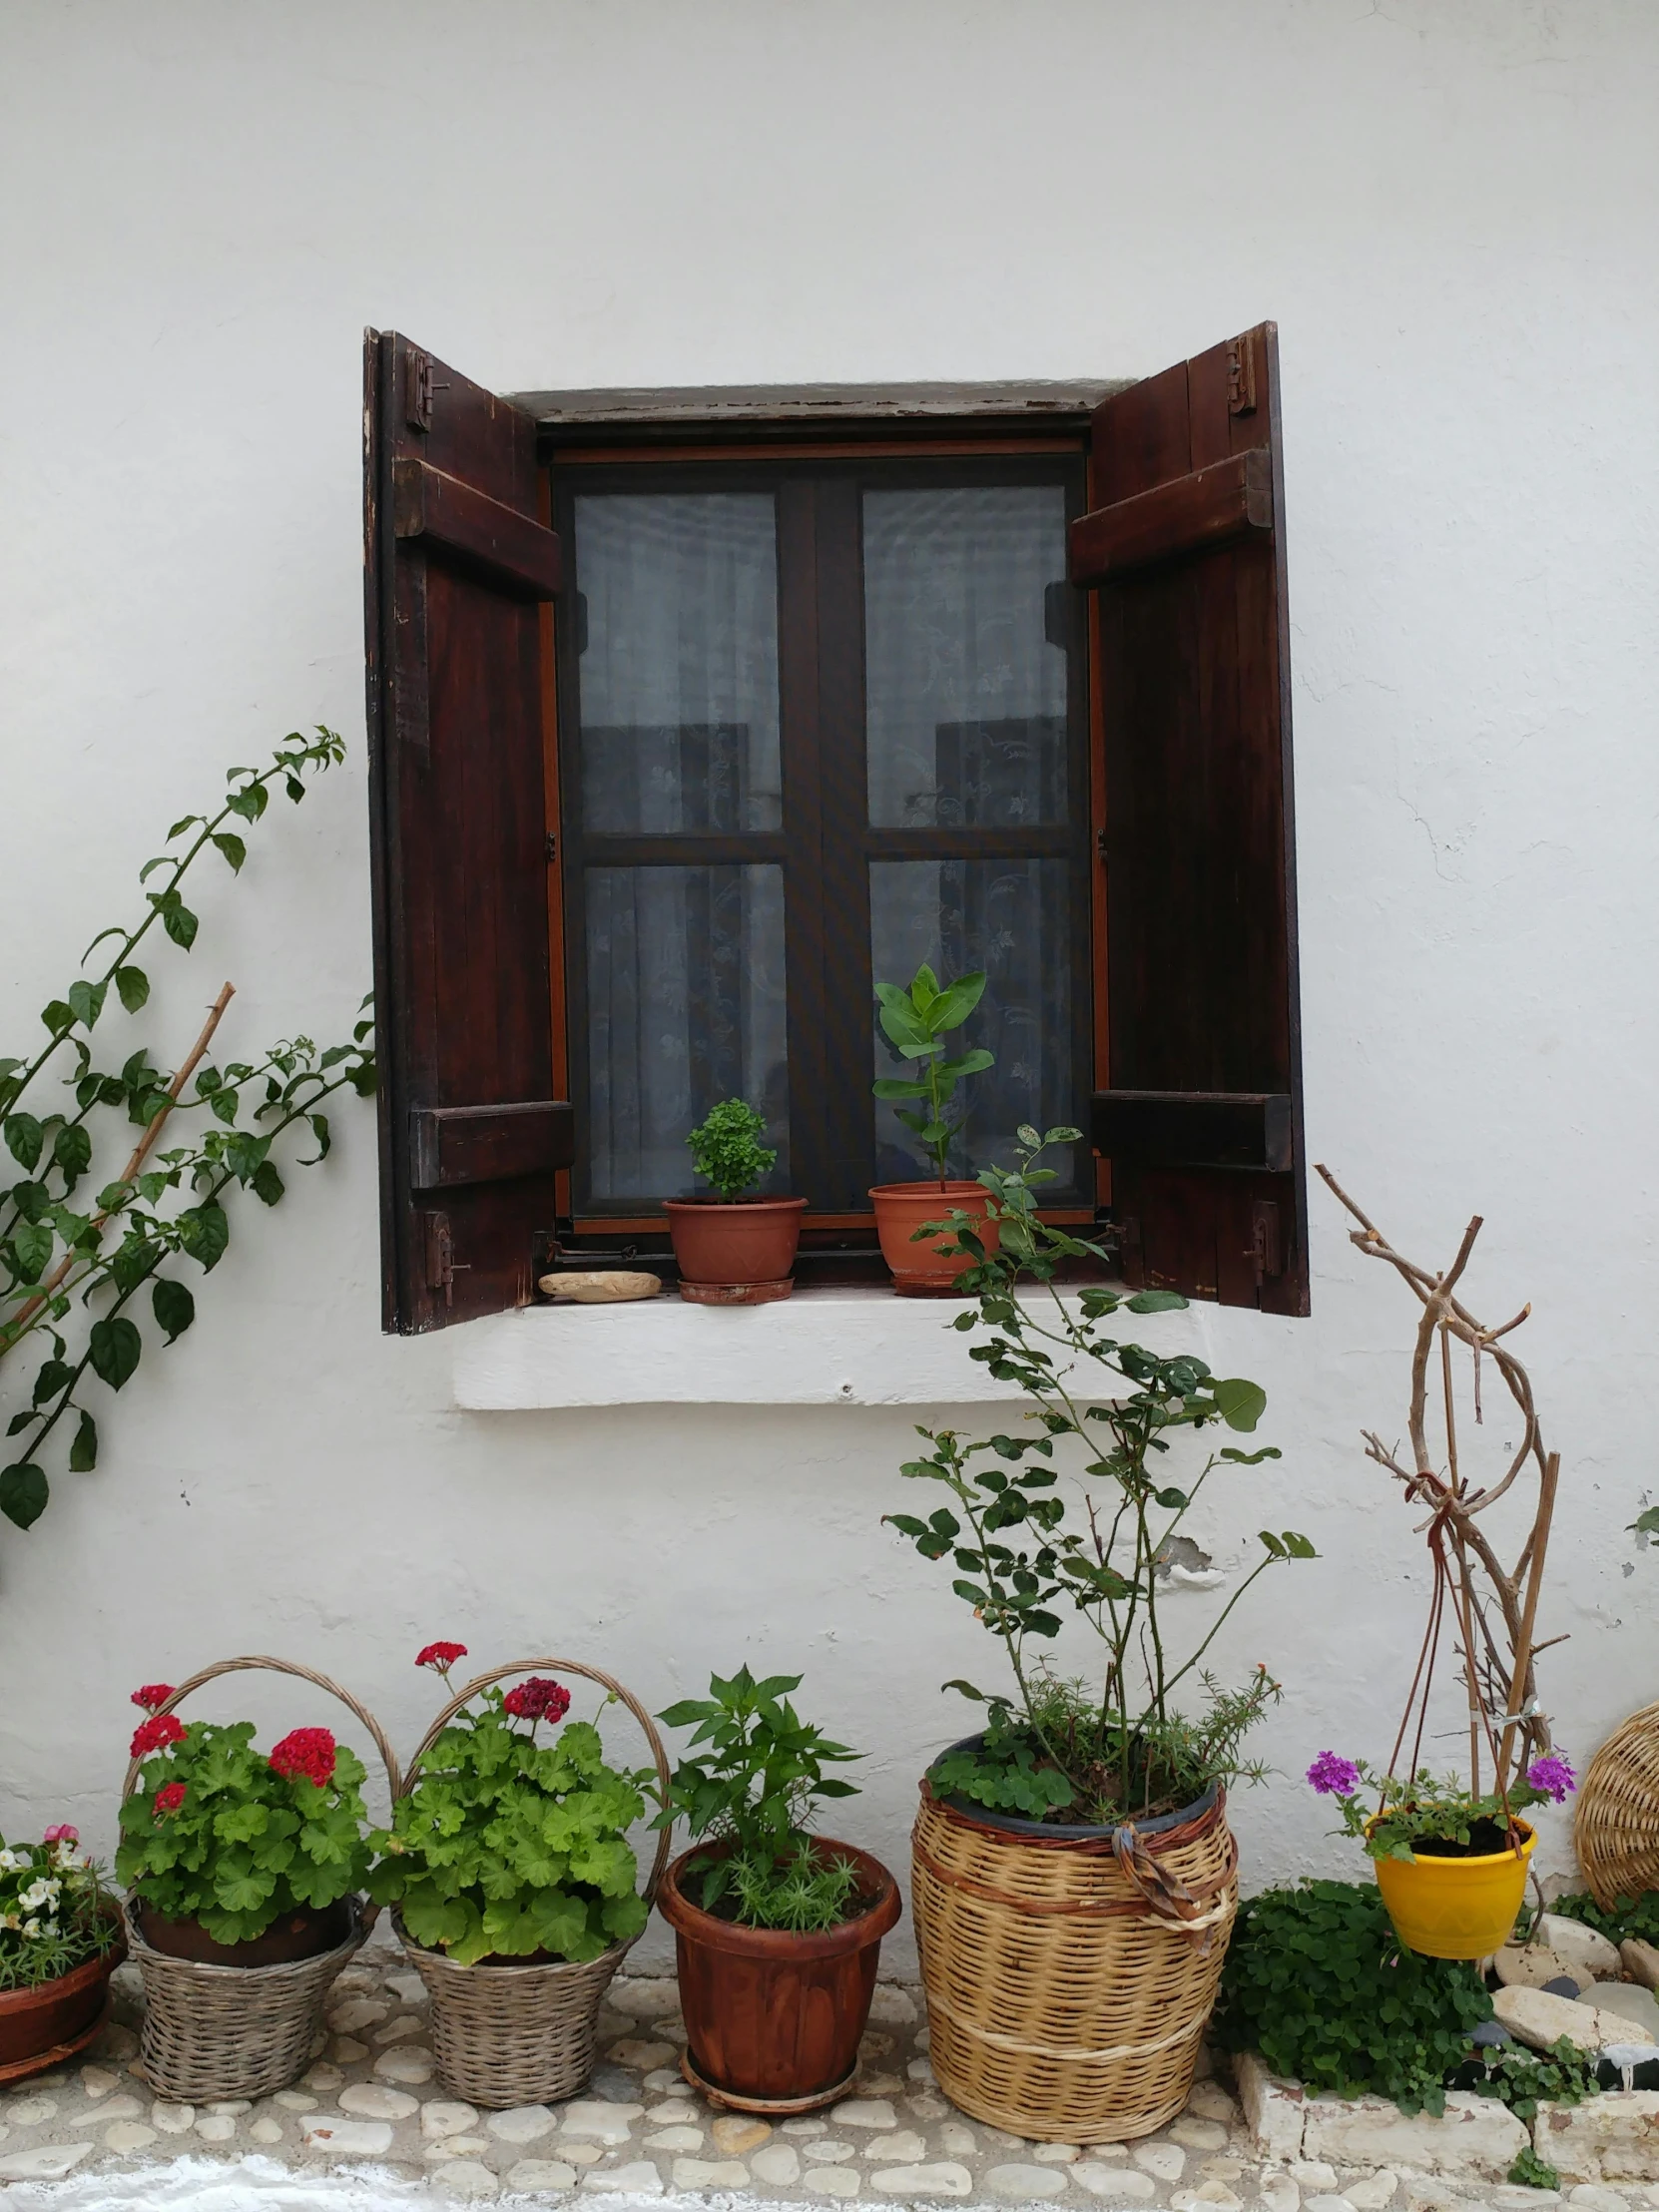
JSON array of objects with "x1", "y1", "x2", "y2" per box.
[
  {"x1": 887, "y1": 1128, "x2": 1315, "y2": 2142},
  {"x1": 368, "y1": 1643, "x2": 666, "y2": 2107},
  {"x1": 868, "y1": 962, "x2": 997, "y2": 1293},
  {"x1": 665, "y1": 1097, "x2": 807, "y2": 1305},
  {"x1": 0, "y1": 1826, "x2": 124, "y2": 2082},
  {"x1": 1308, "y1": 1751, "x2": 1574, "y2": 1960},
  {"x1": 654, "y1": 1666, "x2": 901, "y2": 2113},
  {"x1": 116, "y1": 1669, "x2": 383, "y2": 2101}
]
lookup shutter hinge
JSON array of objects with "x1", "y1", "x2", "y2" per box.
[
  {"x1": 1228, "y1": 333, "x2": 1258, "y2": 417},
  {"x1": 545, "y1": 832, "x2": 558, "y2": 863},
  {"x1": 1251, "y1": 1198, "x2": 1283, "y2": 1283},
  {"x1": 421, "y1": 1210, "x2": 471, "y2": 1307},
  {"x1": 405, "y1": 349, "x2": 433, "y2": 433},
  {"x1": 1096, "y1": 828, "x2": 1107, "y2": 862}
]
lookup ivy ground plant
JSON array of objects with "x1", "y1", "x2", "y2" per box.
[
  {"x1": 886, "y1": 1127, "x2": 1316, "y2": 1825},
  {"x1": 116, "y1": 1685, "x2": 371, "y2": 1944},
  {"x1": 367, "y1": 1644, "x2": 652, "y2": 1966},
  {"x1": 0, "y1": 1826, "x2": 118, "y2": 1991},
  {"x1": 0, "y1": 730, "x2": 375, "y2": 1535},
  {"x1": 656, "y1": 1666, "x2": 863, "y2": 1932}
]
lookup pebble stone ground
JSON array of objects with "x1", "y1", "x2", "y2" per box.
[{"x1": 1, "y1": 1940, "x2": 1655, "y2": 2210}]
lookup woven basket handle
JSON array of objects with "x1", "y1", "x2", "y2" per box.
[
  {"x1": 401, "y1": 1658, "x2": 675, "y2": 1907},
  {"x1": 121, "y1": 1655, "x2": 403, "y2": 1807}
]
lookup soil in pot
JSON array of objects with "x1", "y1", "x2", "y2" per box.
[
  {"x1": 0, "y1": 1917, "x2": 127, "y2": 2082},
  {"x1": 136, "y1": 1897, "x2": 352, "y2": 1967},
  {"x1": 658, "y1": 1839, "x2": 902, "y2": 2111},
  {"x1": 666, "y1": 1198, "x2": 807, "y2": 1303},
  {"x1": 869, "y1": 1181, "x2": 998, "y2": 1295}
]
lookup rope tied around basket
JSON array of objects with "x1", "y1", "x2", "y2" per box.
[{"x1": 1111, "y1": 1822, "x2": 1226, "y2": 1951}]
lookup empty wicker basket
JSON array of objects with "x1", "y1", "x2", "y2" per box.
[
  {"x1": 391, "y1": 1657, "x2": 671, "y2": 2109},
  {"x1": 911, "y1": 1775, "x2": 1238, "y2": 2143},
  {"x1": 1576, "y1": 1699, "x2": 1659, "y2": 1910},
  {"x1": 123, "y1": 1657, "x2": 399, "y2": 2103}
]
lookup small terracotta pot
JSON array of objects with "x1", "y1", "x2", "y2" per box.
[
  {"x1": 658, "y1": 1840, "x2": 902, "y2": 2112},
  {"x1": 666, "y1": 1198, "x2": 807, "y2": 1303},
  {"x1": 136, "y1": 1897, "x2": 352, "y2": 1967},
  {"x1": 869, "y1": 1181, "x2": 999, "y2": 1296},
  {"x1": 0, "y1": 1912, "x2": 126, "y2": 2084}
]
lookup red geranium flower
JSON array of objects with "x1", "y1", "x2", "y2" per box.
[
  {"x1": 131, "y1": 1684, "x2": 178, "y2": 1713},
  {"x1": 131, "y1": 1712, "x2": 186, "y2": 1758},
  {"x1": 502, "y1": 1677, "x2": 572, "y2": 1726},
  {"x1": 269, "y1": 1728, "x2": 337, "y2": 1788},
  {"x1": 153, "y1": 1783, "x2": 187, "y2": 1819},
  {"x1": 415, "y1": 1641, "x2": 468, "y2": 1673}
]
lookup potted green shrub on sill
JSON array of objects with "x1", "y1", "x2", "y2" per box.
[
  {"x1": 888, "y1": 1127, "x2": 1315, "y2": 2141},
  {"x1": 666, "y1": 1097, "x2": 806, "y2": 1305},
  {"x1": 0, "y1": 1827, "x2": 123, "y2": 2082},
  {"x1": 654, "y1": 1666, "x2": 901, "y2": 2113},
  {"x1": 868, "y1": 962, "x2": 996, "y2": 1295}
]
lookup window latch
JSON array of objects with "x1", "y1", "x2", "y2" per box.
[{"x1": 422, "y1": 1210, "x2": 471, "y2": 1307}]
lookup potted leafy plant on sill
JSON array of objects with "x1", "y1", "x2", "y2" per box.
[
  {"x1": 653, "y1": 1665, "x2": 901, "y2": 2113},
  {"x1": 0, "y1": 1826, "x2": 124, "y2": 2083},
  {"x1": 887, "y1": 1127, "x2": 1315, "y2": 2142},
  {"x1": 666, "y1": 1098, "x2": 806, "y2": 1306},
  {"x1": 367, "y1": 1643, "x2": 668, "y2": 2108},
  {"x1": 868, "y1": 962, "x2": 997, "y2": 1295}
]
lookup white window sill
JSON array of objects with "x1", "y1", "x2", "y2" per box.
[{"x1": 450, "y1": 1283, "x2": 1129, "y2": 1410}]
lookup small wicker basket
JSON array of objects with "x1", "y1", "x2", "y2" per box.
[
  {"x1": 911, "y1": 1779, "x2": 1238, "y2": 2143},
  {"x1": 391, "y1": 1657, "x2": 672, "y2": 2109},
  {"x1": 122, "y1": 1656, "x2": 400, "y2": 2103},
  {"x1": 1576, "y1": 1700, "x2": 1659, "y2": 1910}
]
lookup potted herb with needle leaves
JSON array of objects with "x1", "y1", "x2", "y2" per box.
[
  {"x1": 665, "y1": 1098, "x2": 805, "y2": 1305},
  {"x1": 869, "y1": 961, "x2": 997, "y2": 1294},
  {"x1": 654, "y1": 1667, "x2": 901, "y2": 2113},
  {"x1": 888, "y1": 1126, "x2": 1317, "y2": 2143}
]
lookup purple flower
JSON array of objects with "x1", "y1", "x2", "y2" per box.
[
  {"x1": 1527, "y1": 1754, "x2": 1576, "y2": 1803},
  {"x1": 1307, "y1": 1751, "x2": 1362, "y2": 1798}
]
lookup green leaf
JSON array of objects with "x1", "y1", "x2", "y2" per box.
[
  {"x1": 12, "y1": 1219, "x2": 53, "y2": 1281},
  {"x1": 67, "y1": 978, "x2": 107, "y2": 1029},
  {"x1": 1125, "y1": 1289, "x2": 1188, "y2": 1313},
  {"x1": 53, "y1": 1123, "x2": 93, "y2": 1180},
  {"x1": 250, "y1": 1160, "x2": 284, "y2": 1206},
  {"x1": 115, "y1": 965, "x2": 151, "y2": 1012},
  {"x1": 152, "y1": 1278, "x2": 196, "y2": 1344},
  {"x1": 41, "y1": 999, "x2": 74, "y2": 1035},
  {"x1": 1258, "y1": 1529, "x2": 1288, "y2": 1559},
  {"x1": 926, "y1": 971, "x2": 987, "y2": 1031},
  {"x1": 1209, "y1": 1377, "x2": 1269, "y2": 1432},
  {"x1": 164, "y1": 900, "x2": 199, "y2": 949},
  {"x1": 31, "y1": 1357, "x2": 73, "y2": 1406},
  {"x1": 940, "y1": 1679, "x2": 985, "y2": 1700},
  {"x1": 4, "y1": 1114, "x2": 43, "y2": 1171},
  {"x1": 211, "y1": 830, "x2": 247, "y2": 872},
  {"x1": 89, "y1": 1316, "x2": 142, "y2": 1390},
  {"x1": 0, "y1": 1463, "x2": 48, "y2": 1530},
  {"x1": 68, "y1": 1409, "x2": 98, "y2": 1472},
  {"x1": 179, "y1": 1202, "x2": 230, "y2": 1271},
  {"x1": 871, "y1": 1077, "x2": 932, "y2": 1099}
]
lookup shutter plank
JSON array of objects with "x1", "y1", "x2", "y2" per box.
[
  {"x1": 1079, "y1": 324, "x2": 1307, "y2": 1315},
  {"x1": 365, "y1": 330, "x2": 567, "y2": 1333}
]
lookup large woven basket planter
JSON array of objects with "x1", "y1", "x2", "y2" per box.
[
  {"x1": 120, "y1": 1655, "x2": 399, "y2": 2104},
  {"x1": 1576, "y1": 1700, "x2": 1659, "y2": 1910},
  {"x1": 911, "y1": 1770, "x2": 1238, "y2": 2144},
  {"x1": 391, "y1": 1655, "x2": 672, "y2": 2109}
]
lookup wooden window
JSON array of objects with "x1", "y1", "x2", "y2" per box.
[{"x1": 364, "y1": 323, "x2": 1306, "y2": 1332}]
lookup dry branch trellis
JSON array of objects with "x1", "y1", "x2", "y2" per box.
[{"x1": 1318, "y1": 1165, "x2": 1559, "y2": 1802}]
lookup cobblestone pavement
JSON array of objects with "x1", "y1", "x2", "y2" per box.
[{"x1": 0, "y1": 1940, "x2": 1653, "y2": 2209}]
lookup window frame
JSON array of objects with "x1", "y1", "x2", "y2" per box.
[{"x1": 542, "y1": 424, "x2": 1103, "y2": 1266}]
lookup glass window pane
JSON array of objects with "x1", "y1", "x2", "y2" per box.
[
  {"x1": 574, "y1": 493, "x2": 782, "y2": 832},
  {"x1": 863, "y1": 487, "x2": 1069, "y2": 829},
  {"x1": 869, "y1": 858, "x2": 1080, "y2": 1193},
  {"x1": 582, "y1": 864, "x2": 788, "y2": 1207}
]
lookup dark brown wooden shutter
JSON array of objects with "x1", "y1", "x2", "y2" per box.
[
  {"x1": 363, "y1": 330, "x2": 571, "y2": 1333},
  {"x1": 1070, "y1": 322, "x2": 1307, "y2": 1314}
]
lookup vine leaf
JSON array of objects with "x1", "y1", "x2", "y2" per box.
[
  {"x1": 152, "y1": 1279, "x2": 196, "y2": 1345},
  {"x1": 115, "y1": 965, "x2": 150, "y2": 1013},
  {"x1": 69, "y1": 1410, "x2": 98, "y2": 1471},
  {"x1": 89, "y1": 1316, "x2": 142, "y2": 1390},
  {"x1": 0, "y1": 1462, "x2": 48, "y2": 1530}
]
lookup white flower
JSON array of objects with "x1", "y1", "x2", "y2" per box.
[
  {"x1": 21, "y1": 1918, "x2": 41, "y2": 1938},
  {"x1": 17, "y1": 1877, "x2": 59, "y2": 1914},
  {"x1": 0, "y1": 1848, "x2": 24, "y2": 1872}
]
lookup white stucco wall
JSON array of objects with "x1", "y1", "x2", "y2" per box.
[{"x1": 3, "y1": 0, "x2": 1657, "y2": 1973}]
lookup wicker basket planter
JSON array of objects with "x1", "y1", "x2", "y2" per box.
[
  {"x1": 1577, "y1": 1700, "x2": 1659, "y2": 1910},
  {"x1": 391, "y1": 1657, "x2": 672, "y2": 2109},
  {"x1": 121, "y1": 1656, "x2": 399, "y2": 2103},
  {"x1": 659, "y1": 1838, "x2": 901, "y2": 2114},
  {"x1": 911, "y1": 1764, "x2": 1239, "y2": 2143}
]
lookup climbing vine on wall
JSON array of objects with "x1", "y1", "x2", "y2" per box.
[{"x1": 0, "y1": 729, "x2": 375, "y2": 1534}]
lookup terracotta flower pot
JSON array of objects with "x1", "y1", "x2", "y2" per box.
[
  {"x1": 136, "y1": 1897, "x2": 353, "y2": 1968},
  {"x1": 868, "y1": 1181, "x2": 999, "y2": 1296},
  {"x1": 0, "y1": 1914, "x2": 126, "y2": 2084},
  {"x1": 665, "y1": 1198, "x2": 807, "y2": 1305},
  {"x1": 658, "y1": 1840, "x2": 902, "y2": 2113}
]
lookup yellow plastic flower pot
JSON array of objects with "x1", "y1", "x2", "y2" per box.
[{"x1": 1369, "y1": 1816, "x2": 1535, "y2": 1960}]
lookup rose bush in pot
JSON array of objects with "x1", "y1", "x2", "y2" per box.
[
  {"x1": 889, "y1": 1129, "x2": 1315, "y2": 2141},
  {"x1": 655, "y1": 1665, "x2": 900, "y2": 2112},
  {"x1": 0, "y1": 1826, "x2": 123, "y2": 2081}
]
